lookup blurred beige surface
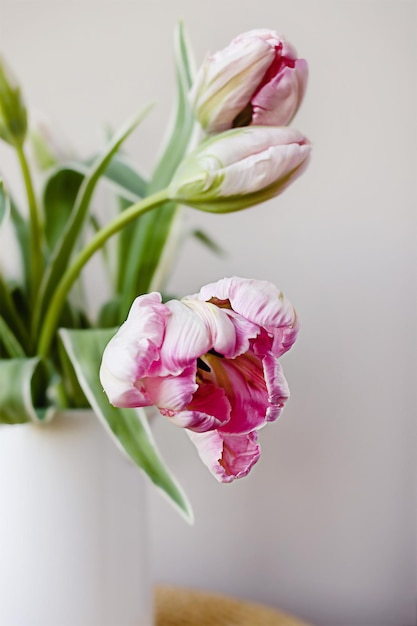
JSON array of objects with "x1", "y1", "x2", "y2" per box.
[{"x1": 155, "y1": 586, "x2": 312, "y2": 626}]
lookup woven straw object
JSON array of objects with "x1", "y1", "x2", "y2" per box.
[{"x1": 155, "y1": 586, "x2": 312, "y2": 626}]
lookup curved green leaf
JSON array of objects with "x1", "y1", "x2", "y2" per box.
[
  {"x1": 34, "y1": 105, "x2": 153, "y2": 335},
  {"x1": 192, "y1": 228, "x2": 225, "y2": 256},
  {"x1": 149, "y1": 21, "x2": 196, "y2": 190},
  {"x1": 0, "y1": 275, "x2": 29, "y2": 350},
  {"x1": 101, "y1": 154, "x2": 147, "y2": 200},
  {"x1": 0, "y1": 357, "x2": 55, "y2": 424},
  {"x1": 118, "y1": 23, "x2": 196, "y2": 316},
  {"x1": 0, "y1": 183, "x2": 31, "y2": 291},
  {"x1": 59, "y1": 327, "x2": 193, "y2": 523},
  {"x1": 41, "y1": 155, "x2": 148, "y2": 288},
  {"x1": 43, "y1": 167, "x2": 83, "y2": 251},
  {"x1": 0, "y1": 179, "x2": 10, "y2": 228},
  {"x1": 43, "y1": 154, "x2": 147, "y2": 216},
  {"x1": 56, "y1": 336, "x2": 88, "y2": 408},
  {"x1": 118, "y1": 201, "x2": 181, "y2": 318},
  {"x1": 97, "y1": 297, "x2": 121, "y2": 328},
  {"x1": 0, "y1": 315, "x2": 25, "y2": 357},
  {"x1": 10, "y1": 199, "x2": 30, "y2": 292}
]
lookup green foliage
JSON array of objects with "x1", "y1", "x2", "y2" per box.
[
  {"x1": 32, "y1": 104, "x2": 154, "y2": 337},
  {"x1": 59, "y1": 328, "x2": 193, "y2": 522},
  {"x1": 117, "y1": 21, "x2": 197, "y2": 317},
  {"x1": 0, "y1": 357, "x2": 56, "y2": 424},
  {"x1": 0, "y1": 57, "x2": 27, "y2": 146},
  {"x1": 0, "y1": 180, "x2": 10, "y2": 226},
  {"x1": 0, "y1": 23, "x2": 221, "y2": 515}
]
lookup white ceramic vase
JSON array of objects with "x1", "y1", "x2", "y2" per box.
[{"x1": 0, "y1": 410, "x2": 153, "y2": 626}]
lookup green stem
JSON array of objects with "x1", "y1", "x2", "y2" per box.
[
  {"x1": 16, "y1": 145, "x2": 43, "y2": 301},
  {"x1": 30, "y1": 104, "x2": 153, "y2": 346},
  {"x1": 37, "y1": 189, "x2": 169, "y2": 358}
]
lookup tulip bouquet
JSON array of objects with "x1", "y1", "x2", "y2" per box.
[{"x1": 0, "y1": 25, "x2": 310, "y2": 518}]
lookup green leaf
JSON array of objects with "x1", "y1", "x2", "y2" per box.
[
  {"x1": 97, "y1": 297, "x2": 121, "y2": 328},
  {"x1": 101, "y1": 154, "x2": 147, "y2": 201},
  {"x1": 0, "y1": 357, "x2": 56, "y2": 424},
  {"x1": 91, "y1": 154, "x2": 148, "y2": 287},
  {"x1": 149, "y1": 21, "x2": 195, "y2": 191},
  {"x1": 10, "y1": 200, "x2": 30, "y2": 291},
  {"x1": 41, "y1": 155, "x2": 148, "y2": 286},
  {"x1": 0, "y1": 185, "x2": 31, "y2": 291},
  {"x1": 117, "y1": 23, "x2": 196, "y2": 316},
  {"x1": 0, "y1": 179, "x2": 10, "y2": 227},
  {"x1": 59, "y1": 327, "x2": 193, "y2": 522},
  {"x1": 55, "y1": 336, "x2": 88, "y2": 408},
  {"x1": 192, "y1": 228, "x2": 225, "y2": 257},
  {"x1": 0, "y1": 315, "x2": 25, "y2": 357},
  {"x1": 43, "y1": 154, "x2": 148, "y2": 210},
  {"x1": 42, "y1": 167, "x2": 83, "y2": 252},
  {"x1": 117, "y1": 201, "x2": 181, "y2": 318},
  {"x1": 34, "y1": 104, "x2": 153, "y2": 335},
  {"x1": 0, "y1": 275, "x2": 29, "y2": 350}
]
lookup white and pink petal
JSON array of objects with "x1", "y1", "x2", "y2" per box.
[
  {"x1": 101, "y1": 292, "x2": 169, "y2": 383},
  {"x1": 141, "y1": 365, "x2": 197, "y2": 412},
  {"x1": 155, "y1": 299, "x2": 212, "y2": 376},
  {"x1": 262, "y1": 353, "x2": 290, "y2": 422},
  {"x1": 211, "y1": 353, "x2": 270, "y2": 434},
  {"x1": 270, "y1": 314, "x2": 301, "y2": 356},
  {"x1": 187, "y1": 429, "x2": 261, "y2": 483},
  {"x1": 182, "y1": 298, "x2": 239, "y2": 358},
  {"x1": 198, "y1": 276, "x2": 298, "y2": 336},
  {"x1": 99, "y1": 360, "x2": 152, "y2": 408}
]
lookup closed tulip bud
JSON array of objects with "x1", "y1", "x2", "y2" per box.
[
  {"x1": 0, "y1": 57, "x2": 27, "y2": 147},
  {"x1": 168, "y1": 126, "x2": 311, "y2": 213},
  {"x1": 190, "y1": 29, "x2": 308, "y2": 134}
]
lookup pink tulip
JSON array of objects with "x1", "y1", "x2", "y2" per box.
[
  {"x1": 190, "y1": 29, "x2": 308, "y2": 134},
  {"x1": 100, "y1": 277, "x2": 299, "y2": 482}
]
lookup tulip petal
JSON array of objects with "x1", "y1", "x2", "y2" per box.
[
  {"x1": 219, "y1": 140, "x2": 311, "y2": 197},
  {"x1": 199, "y1": 276, "x2": 298, "y2": 337},
  {"x1": 294, "y1": 58, "x2": 309, "y2": 108},
  {"x1": 222, "y1": 309, "x2": 260, "y2": 356},
  {"x1": 262, "y1": 353, "x2": 290, "y2": 422},
  {"x1": 188, "y1": 429, "x2": 260, "y2": 482},
  {"x1": 167, "y1": 378, "x2": 231, "y2": 432},
  {"x1": 208, "y1": 352, "x2": 269, "y2": 434},
  {"x1": 166, "y1": 409, "x2": 225, "y2": 433},
  {"x1": 99, "y1": 293, "x2": 169, "y2": 407},
  {"x1": 155, "y1": 299, "x2": 212, "y2": 376},
  {"x1": 99, "y1": 359, "x2": 152, "y2": 408},
  {"x1": 190, "y1": 37, "x2": 274, "y2": 133},
  {"x1": 252, "y1": 66, "x2": 305, "y2": 126},
  {"x1": 142, "y1": 365, "x2": 197, "y2": 412},
  {"x1": 205, "y1": 125, "x2": 308, "y2": 167},
  {"x1": 181, "y1": 298, "x2": 240, "y2": 357},
  {"x1": 102, "y1": 293, "x2": 168, "y2": 379},
  {"x1": 270, "y1": 314, "x2": 301, "y2": 356}
]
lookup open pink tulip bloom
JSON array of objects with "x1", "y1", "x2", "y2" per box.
[
  {"x1": 190, "y1": 29, "x2": 308, "y2": 134},
  {"x1": 100, "y1": 277, "x2": 299, "y2": 482}
]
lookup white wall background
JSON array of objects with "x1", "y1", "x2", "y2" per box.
[{"x1": 0, "y1": 1, "x2": 416, "y2": 625}]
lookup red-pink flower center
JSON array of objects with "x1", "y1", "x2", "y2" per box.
[{"x1": 194, "y1": 346, "x2": 269, "y2": 434}]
